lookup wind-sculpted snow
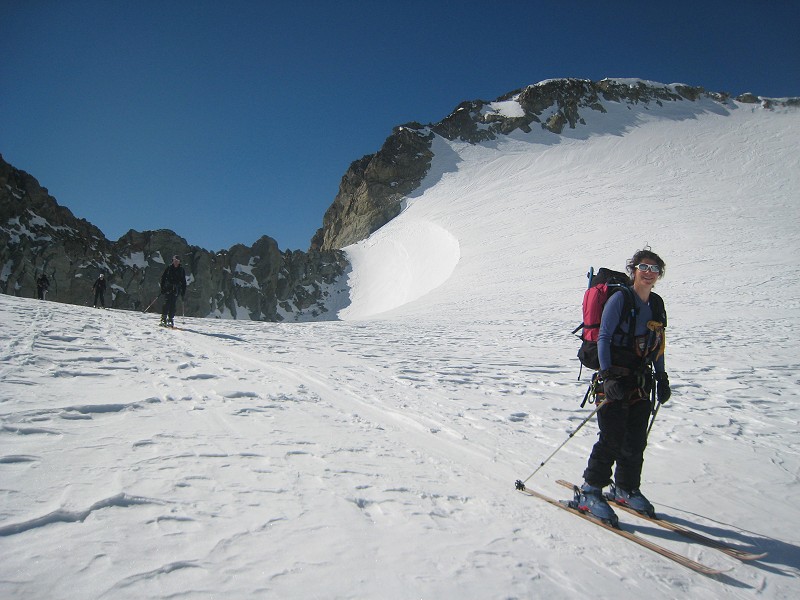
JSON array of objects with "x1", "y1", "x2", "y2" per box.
[
  {"x1": 340, "y1": 219, "x2": 460, "y2": 319},
  {"x1": 0, "y1": 292, "x2": 798, "y2": 599},
  {"x1": 0, "y1": 493, "x2": 160, "y2": 537}
]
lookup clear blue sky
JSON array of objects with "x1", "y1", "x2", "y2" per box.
[{"x1": 2, "y1": 1, "x2": 798, "y2": 252}]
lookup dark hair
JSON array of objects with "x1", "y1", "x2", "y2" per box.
[{"x1": 626, "y1": 247, "x2": 666, "y2": 280}]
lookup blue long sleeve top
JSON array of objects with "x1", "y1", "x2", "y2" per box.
[{"x1": 597, "y1": 288, "x2": 665, "y2": 374}]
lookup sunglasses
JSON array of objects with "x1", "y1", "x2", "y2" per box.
[{"x1": 635, "y1": 263, "x2": 660, "y2": 273}]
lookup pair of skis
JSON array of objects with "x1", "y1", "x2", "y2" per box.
[{"x1": 515, "y1": 479, "x2": 766, "y2": 575}]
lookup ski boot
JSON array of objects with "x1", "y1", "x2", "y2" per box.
[
  {"x1": 159, "y1": 316, "x2": 168, "y2": 327},
  {"x1": 168, "y1": 319, "x2": 175, "y2": 328},
  {"x1": 607, "y1": 484, "x2": 656, "y2": 517},
  {"x1": 571, "y1": 482, "x2": 619, "y2": 527}
]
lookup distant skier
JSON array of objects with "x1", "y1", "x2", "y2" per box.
[
  {"x1": 160, "y1": 255, "x2": 186, "y2": 327},
  {"x1": 92, "y1": 274, "x2": 107, "y2": 308},
  {"x1": 574, "y1": 247, "x2": 671, "y2": 523},
  {"x1": 36, "y1": 273, "x2": 49, "y2": 300}
]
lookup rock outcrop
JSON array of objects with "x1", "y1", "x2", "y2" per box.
[{"x1": 311, "y1": 125, "x2": 435, "y2": 251}]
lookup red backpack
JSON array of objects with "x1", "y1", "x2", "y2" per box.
[{"x1": 573, "y1": 267, "x2": 633, "y2": 371}]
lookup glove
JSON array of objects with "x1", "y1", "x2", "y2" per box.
[{"x1": 655, "y1": 372, "x2": 671, "y2": 404}]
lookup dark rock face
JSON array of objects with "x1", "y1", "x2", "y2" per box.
[
  {"x1": 1, "y1": 155, "x2": 348, "y2": 321},
  {"x1": 311, "y1": 125, "x2": 435, "y2": 251}
]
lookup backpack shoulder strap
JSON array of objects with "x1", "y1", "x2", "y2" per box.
[
  {"x1": 616, "y1": 285, "x2": 635, "y2": 317},
  {"x1": 649, "y1": 291, "x2": 667, "y2": 327}
]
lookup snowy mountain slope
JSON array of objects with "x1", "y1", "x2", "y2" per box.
[
  {"x1": 1, "y1": 82, "x2": 799, "y2": 599},
  {"x1": 342, "y1": 89, "x2": 800, "y2": 325}
]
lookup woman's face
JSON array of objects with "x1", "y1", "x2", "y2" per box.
[{"x1": 633, "y1": 259, "x2": 660, "y2": 289}]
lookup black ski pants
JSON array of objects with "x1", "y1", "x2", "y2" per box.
[
  {"x1": 583, "y1": 377, "x2": 652, "y2": 491},
  {"x1": 94, "y1": 289, "x2": 105, "y2": 307},
  {"x1": 161, "y1": 293, "x2": 179, "y2": 321}
]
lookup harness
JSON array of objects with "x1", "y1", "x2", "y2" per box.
[
  {"x1": 609, "y1": 289, "x2": 665, "y2": 369},
  {"x1": 609, "y1": 292, "x2": 666, "y2": 404}
]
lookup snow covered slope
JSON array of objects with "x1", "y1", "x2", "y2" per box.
[
  {"x1": 341, "y1": 86, "x2": 800, "y2": 326},
  {"x1": 1, "y1": 82, "x2": 799, "y2": 599}
]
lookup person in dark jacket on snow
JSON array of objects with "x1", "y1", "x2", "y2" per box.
[
  {"x1": 575, "y1": 248, "x2": 671, "y2": 524},
  {"x1": 92, "y1": 274, "x2": 107, "y2": 308},
  {"x1": 160, "y1": 255, "x2": 187, "y2": 327},
  {"x1": 36, "y1": 273, "x2": 49, "y2": 300}
]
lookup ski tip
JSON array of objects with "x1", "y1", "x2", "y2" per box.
[{"x1": 739, "y1": 551, "x2": 769, "y2": 561}]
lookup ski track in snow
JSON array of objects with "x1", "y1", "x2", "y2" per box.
[{"x1": 1, "y1": 295, "x2": 799, "y2": 599}]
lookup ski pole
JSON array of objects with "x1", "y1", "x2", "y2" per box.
[
  {"x1": 143, "y1": 294, "x2": 160, "y2": 313},
  {"x1": 645, "y1": 371, "x2": 661, "y2": 439},
  {"x1": 647, "y1": 401, "x2": 661, "y2": 439},
  {"x1": 520, "y1": 402, "x2": 603, "y2": 485}
]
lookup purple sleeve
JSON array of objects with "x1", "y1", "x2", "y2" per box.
[{"x1": 597, "y1": 291, "x2": 625, "y2": 371}]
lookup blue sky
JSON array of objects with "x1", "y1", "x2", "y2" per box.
[{"x1": 2, "y1": 0, "x2": 798, "y2": 252}]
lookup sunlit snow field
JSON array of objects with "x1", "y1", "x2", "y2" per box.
[{"x1": 2, "y1": 85, "x2": 799, "y2": 599}]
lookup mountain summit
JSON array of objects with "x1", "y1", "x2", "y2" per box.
[
  {"x1": 313, "y1": 78, "x2": 797, "y2": 252},
  {"x1": 333, "y1": 78, "x2": 799, "y2": 319}
]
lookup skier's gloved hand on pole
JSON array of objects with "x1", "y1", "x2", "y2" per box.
[
  {"x1": 655, "y1": 372, "x2": 671, "y2": 404},
  {"x1": 598, "y1": 367, "x2": 629, "y2": 401}
]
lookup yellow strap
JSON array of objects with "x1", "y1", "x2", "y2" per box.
[{"x1": 647, "y1": 320, "x2": 666, "y2": 359}]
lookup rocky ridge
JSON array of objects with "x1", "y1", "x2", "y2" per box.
[
  {"x1": 313, "y1": 78, "x2": 798, "y2": 250},
  {"x1": 0, "y1": 156, "x2": 348, "y2": 321}
]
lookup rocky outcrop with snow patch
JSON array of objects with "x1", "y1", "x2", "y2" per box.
[
  {"x1": 311, "y1": 125, "x2": 435, "y2": 251},
  {"x1": 313, "y1": 78, "x2": 798, "y2": 251}
]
